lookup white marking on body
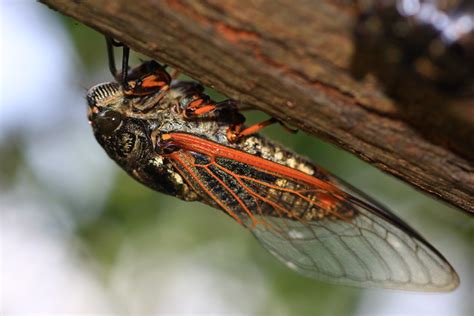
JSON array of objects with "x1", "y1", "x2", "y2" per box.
[
  {"x1": 274, "y1": 150, "x2": 283, "y2": 161},
  {"x1": 150, "y1": 156, "x2": 164, "y2": 166},
  {"x1": 286, "y1": 157, "x2": 297, "y2": 168},
  {"x1": 171, "y1": 171, "x2": 183, "y2": 184},
  {"x1": 297, "y1": 163, "x2": 314, "y2": 176},
  {"x1": 275, "y1": 178, "x2": 288, "y2": 187},
  {"x1": 260, "y1": 146, "x2": 272, "y2": 159}
]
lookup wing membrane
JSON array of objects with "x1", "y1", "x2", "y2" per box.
[
  {"x1": 248, "y1": 204, "x2": 457, "y2": 291},
  {"x1": 165, "y1": 136, "x2": 459, "y2": 291}
]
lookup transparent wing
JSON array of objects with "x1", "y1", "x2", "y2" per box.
[
  {"x1": 232, "y1": 165, "x2": 460, "y2": 291},
  {"x1": 245, "y1": 193, "x2": 459, "y2": 291}
]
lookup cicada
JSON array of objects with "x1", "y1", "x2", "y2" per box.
[{"x1": 86, "y1": 38, "x2": 459, "y2": 291}]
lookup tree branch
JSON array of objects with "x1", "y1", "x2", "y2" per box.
[{"x1": 40, "y1": 0, "x2": 474, "y2": 213}]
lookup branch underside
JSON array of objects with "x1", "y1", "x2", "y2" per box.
[{"x1": 40, "y1": 0, "x2": 474, "y2": 213}]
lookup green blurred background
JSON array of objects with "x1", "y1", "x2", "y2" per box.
[{"x1": 1, "y1": 2, "x2": 472, "y2": 315}]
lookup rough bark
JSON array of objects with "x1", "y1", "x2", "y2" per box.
[{"x1": 40, "y1": 0, "x2": 474, "y2": 213}]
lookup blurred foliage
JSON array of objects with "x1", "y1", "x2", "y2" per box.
[{"x1": 0, "y1": 136, "x2": 24, "y2": 187}]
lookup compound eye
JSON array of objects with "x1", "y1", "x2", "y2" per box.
[{"x1": 96, "y1": 110, "x2": 123, "y2": 136}]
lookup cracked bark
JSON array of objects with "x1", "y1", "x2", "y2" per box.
[{"x1": 40, "y1": 0, "x2": 474, "y2": 214}]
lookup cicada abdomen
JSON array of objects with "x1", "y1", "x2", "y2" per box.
[{"x1": 86, "y1": 39, "x2": 459, "y2": 291}]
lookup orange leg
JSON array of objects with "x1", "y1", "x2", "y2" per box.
[
  {"x1": 183, "y1": 96, "x2": 217, "y2": 118},
  {"x1": 184, "y1": 98, "x2": 240, "y2": 118},
  {"x1": 226, "y1": 118, "x2": 297, "y2": 143},
  {"x1": 227, "y1": 118, "x2": 278, "y2": 143},
  {"x1": 181, "y1": 94, "x2": 295, "y2": 142},
  {"x1": 124, "y1": 65, "x2": 172, "y2": 97}
]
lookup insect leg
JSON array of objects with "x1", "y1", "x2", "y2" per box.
[
  {"x1": 226, "y1": 118, "x2": 277, "y2": 142},
  {"x1": 226, "y1": 118, "x2": 297, "y2": 142},
  {"x1": 120, "y1": 46, "x2": 130, "y2": 85},
  {"x1": 105, "y1": 36, "x2": 130, "y2": 86},
  {"x1": 180, "y1": 92, "x2": 295, "y2": 141},
  {"x1": 187, "y1": 98, "x2": 216, "y2": 117},
  {"x1": 182, "y1": 97, "x2": 241, "y2": 118},
  {"x1": 106, "y1": 37, "x2": 119, "y2": 79},
  {"x1": 180, "y1": 94, "x2": 216, "y2": 118}
]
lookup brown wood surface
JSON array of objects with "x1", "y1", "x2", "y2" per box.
[{"x1": 40, "y1": 0, "x2": 474, "y2": 213}]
